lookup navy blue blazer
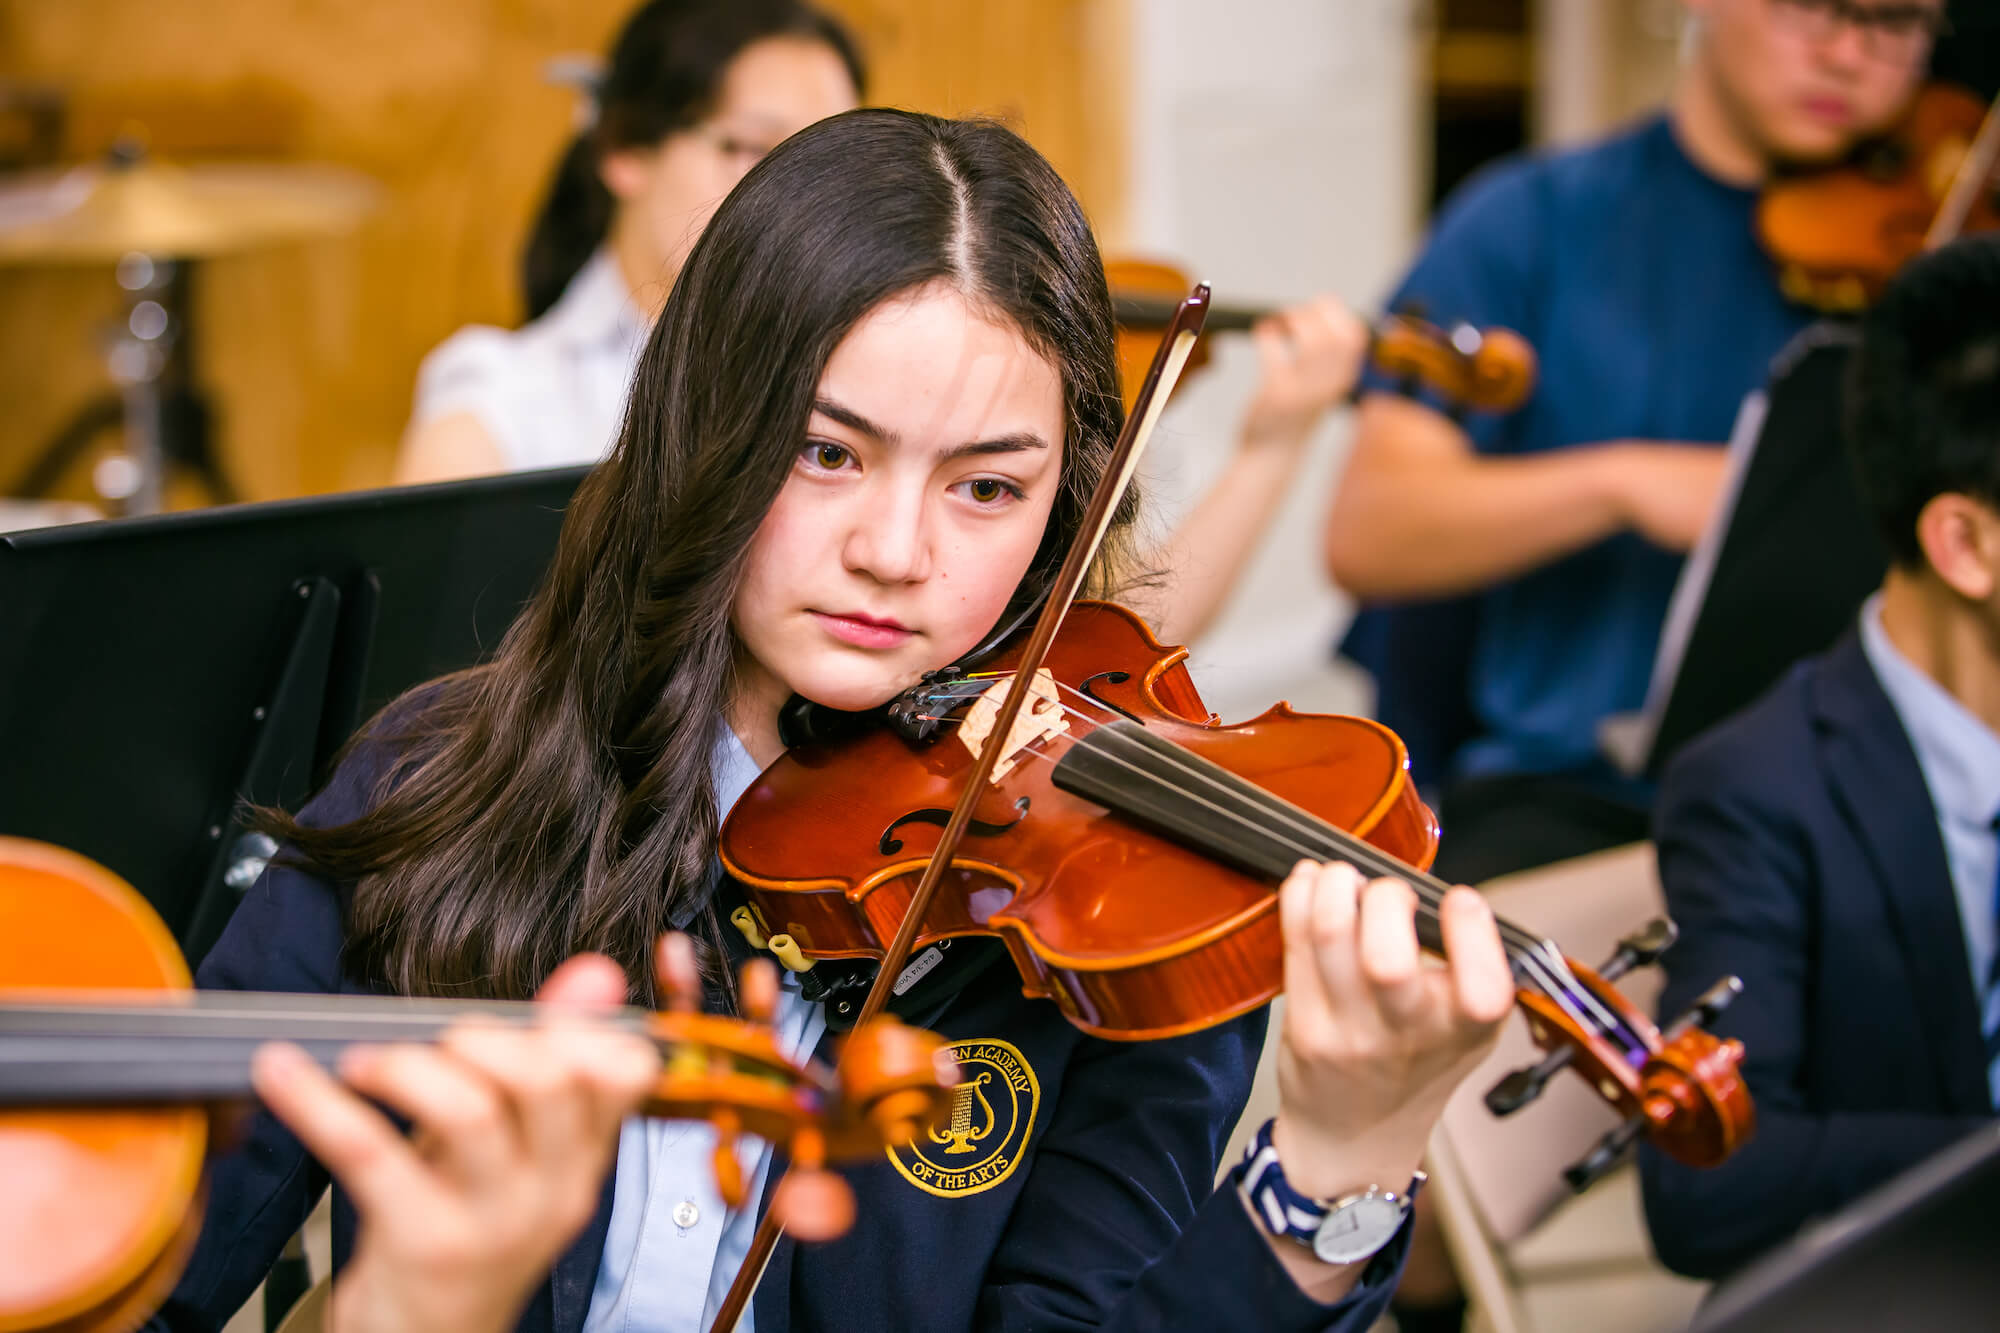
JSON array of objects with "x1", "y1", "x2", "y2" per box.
[
  {"x1": 1639, "y1": 630, "x2": 1994, "y2": 1280},
  {"x1": 144, "y1": 734, "x2": 1405, "y2": 1332}
]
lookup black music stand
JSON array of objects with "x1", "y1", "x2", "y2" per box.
[
  {"x1": 1689, "y1": 1123, "x2": 2000, "y2": 1332},
  {"x1": 1606, "y1": 324, "x2": 1889, "y2": 779},
  {"x1": 0, "y1": 466, "x2": 586, "y2": 966}
]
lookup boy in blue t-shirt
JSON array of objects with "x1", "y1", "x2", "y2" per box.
[
  {"x1": 1328, "y1": 0, "x2": 1944, "y2": 892},
  {"x1": 1330, "y1": 3, "x2": 1944, "y2": 1329}
]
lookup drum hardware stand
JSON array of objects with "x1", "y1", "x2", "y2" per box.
[{"x1": 10, "y1": 251, "x2": 232, "y2": 515}]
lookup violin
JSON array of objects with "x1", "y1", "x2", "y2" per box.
[
  {"x1": 1758, "y1": 82, "x2": 2000, "y2": 311},
  {"x1": 1105, "y1": 257, "x2": 1536, "y2": 415},
  {"x1": 702, "y1": 280, "x2": 1750, "y2": 1332},
  {"x1": 721, "y1": 599, "x2": 1753, "y2": 1186},
  {"x1": 0, "y1": 836, "x2": 957, "y2": 1333}
]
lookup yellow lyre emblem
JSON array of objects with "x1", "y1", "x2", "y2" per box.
[
  {"x1": 932, "y1": 1072, "x2": 996, "y2": 1154},
  {"x1": 889, "y1": 1038, "x2": 1040, "y2": 1197}
]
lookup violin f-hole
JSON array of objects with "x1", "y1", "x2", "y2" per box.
[
  {"x1": 879, "y1": 797, "x2": 1031, "y2": 856},
  {"x1": 1080, "y1": 671, "x2": 1141, "y2": 723}
]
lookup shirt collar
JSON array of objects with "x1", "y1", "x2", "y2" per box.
[
  {"x1": 1858, "y1": 591, "x2": 2000, "y2": 832},
  {"x1": 712, "y1": 725, "x2": 765, "y2": 821}
]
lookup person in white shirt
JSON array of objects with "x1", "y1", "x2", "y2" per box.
[{"x1": 395, "y1": 0, "x2": 866, "y2": 481}]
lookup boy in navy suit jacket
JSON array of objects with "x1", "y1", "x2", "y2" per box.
[{"x1": 1641, "y1": 234, "x2": 2000, "y2": 1279}]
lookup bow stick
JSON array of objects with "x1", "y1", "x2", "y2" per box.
[{"x1": 703, "y1": 283, "x2": 1212, "y2": 1332}]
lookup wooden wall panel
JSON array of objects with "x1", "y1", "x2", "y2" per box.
[{"x1": 0, "y1": 0, "x2": 1127, "y2": 506}]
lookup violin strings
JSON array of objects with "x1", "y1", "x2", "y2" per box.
[
  {"x1": 952, "y1": 676, "x2": 1573, "y2": 968},
  {"x1": 920, "y1": 678, "x2": 1566, "y2": 956},
  {"x1": 906, "y1": 682, "x2": 1613, "y2": 1040},
  {"x1": 919, "y1": 676, "x2": 1568, "y2": 959},
  {"x1": 0, "y1": 997, "x2": 799, "y2": 1078},
  {"x1": 1071, "y1": 725, "x2": 1623, "y2": 1043}
]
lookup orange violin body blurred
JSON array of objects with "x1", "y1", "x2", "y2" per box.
[{"x1": 1759, "y1": 83, "x2": 2000, "y2": 311}]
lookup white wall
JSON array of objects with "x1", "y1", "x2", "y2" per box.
[{"x1": 1122, "y1": 0, "x2": 1425, "y2": 725}]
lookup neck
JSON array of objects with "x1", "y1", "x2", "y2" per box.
[
  {"x1": 608, "y1": 211, "x2": 673, "y2": 321},
  {"x1": 1878, "y1": 569, "x2": 2000, "y2": 736},
  {"x1": 727, "y1": 661, "x2": 791, "y2": 770},
  {"x1": 1670, "y1": 43, "x2": 1773, "y2": 187}
]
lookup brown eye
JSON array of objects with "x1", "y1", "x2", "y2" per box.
[
  {"x1": 813, "y1": 443, "x2": 850, "y2": 470},
  {"x1": 964, "y1": 478, "x2": 1026, "y2": 506}
]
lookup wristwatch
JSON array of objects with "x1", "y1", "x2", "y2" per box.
[{"x1": 1237, "y1": 1118, "x2": 1424, "y2": 1266}]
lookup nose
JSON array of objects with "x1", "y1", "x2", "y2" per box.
[
  {"x1": 1814, "y1": 16, "x2": 1872, "y2": 74},
  {"x1": 841, "y1": 475, "x2": 933, "y2": 586}
]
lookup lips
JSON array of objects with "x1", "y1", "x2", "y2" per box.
[{"x1": 810, "y1": 609, "x2": 915, "y2": 649}]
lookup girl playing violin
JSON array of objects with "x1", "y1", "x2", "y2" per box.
[{"x1": 159, "y1": 109, "x2": 1512, "y2": 1333}]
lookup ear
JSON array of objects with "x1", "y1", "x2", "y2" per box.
[
  {"x1": 598, "y1": 144, "x2": 658, "y2": 203},
  {"x1": 1914, "y1": 493, "x2": 2000, "y2": 602}
]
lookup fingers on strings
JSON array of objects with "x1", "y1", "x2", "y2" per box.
[{"x1": 1279, "y1": 859, "x2": 1512, "y2": 1032}]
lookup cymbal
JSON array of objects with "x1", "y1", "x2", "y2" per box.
[{"x1": 0, "y1": 160, "x2": 381, "y2": 264}]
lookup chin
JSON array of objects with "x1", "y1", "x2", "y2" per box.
[
  {"x1": 790, "y1": 653, "x2": 926, "y2": 716},
  {"x1": 1764, "y1": 119, "x2": 1860, "y2": 167}
]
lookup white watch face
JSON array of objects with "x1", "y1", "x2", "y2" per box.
[{"x1": 1310, "y1": 1192, "x2": 1406, "y2": 1265}]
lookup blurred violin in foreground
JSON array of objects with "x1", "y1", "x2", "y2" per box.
[{"x1": 0, "y1": 837, "x2": 955, "y2": 1333}]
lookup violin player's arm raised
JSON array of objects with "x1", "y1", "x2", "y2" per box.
[
  {"x1": 1140, "y1": 295, "x2": 1368, "y2": 646},
  {"x1": 1322, "y1": 151, "x2": 1726, "y2": 602}
]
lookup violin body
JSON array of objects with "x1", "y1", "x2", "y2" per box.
[
  {"x1": 1, "y1": 841, "x2": 210, "y2": 1333},
  {"x1": 721, "y1": 602, "x2": 1439, "y2": 1041},
  {"x1": 1759, "y1": 83, "x2": 2000, "y2": 311}
]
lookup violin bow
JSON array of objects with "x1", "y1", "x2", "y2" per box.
[
  {"x1": 1924, "y1": 90, "x2": 2000, "y2": 251},
  {"x1": 703, "y1": 284, "x2": 1212, "y2": 1333}
]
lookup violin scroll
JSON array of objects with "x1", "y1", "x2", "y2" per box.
[
  {"x1": 1490, "y1": 924, "x2": 1753, "y2": 1194},
  {"x1": 1370, "y1": 313, "x2": 1537, "y2": 415}
]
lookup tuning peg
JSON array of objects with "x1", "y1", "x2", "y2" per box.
[
  {"x1": 1484, "y1": 1044, "x2": 1574, "y2": 1117},
  {"x1": 1597, "y1": 918, "x2": 1679, "y2": 982},
  {"x1": 710, "y1": 1110, "x2": 747, "y2": 1208},
  {"x1": 656, "y1": 933, "x2": 701, "y2": 1014},
  {"x1": 739, "y1": 957, "x2": 779, "y2": 1026},
  {"x1": 1562, "y1": 1112, "x2": 1647, "y2": 1193},
  {"x1": 1662, "y1": 975, "x2": 1743, "y2": 1041}
]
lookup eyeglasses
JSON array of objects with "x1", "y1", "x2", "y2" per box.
[{"x1": 1766, "y1": 0, "x2": 1951, "y2": 65}]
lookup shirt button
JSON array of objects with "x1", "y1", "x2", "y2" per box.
[{"x1": 673, "y1": 1200, "x2": 700, "y2": 1229}]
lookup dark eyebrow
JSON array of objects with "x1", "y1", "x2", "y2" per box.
[{"x1": 811, "y1": 396, "x2": 1051, "y2": 463}]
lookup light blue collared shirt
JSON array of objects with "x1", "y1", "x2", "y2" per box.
[
  {"x1": 1859, "y1": 593, "x2": 2000, "y2": 1108},
  {"x1": 582, "y1": 728, "x2": 826, "y2": 1333}
]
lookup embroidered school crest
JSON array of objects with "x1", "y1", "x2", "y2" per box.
[{"x1": 888, "y1": 1038, "x2": 1040, "y2": 1197}]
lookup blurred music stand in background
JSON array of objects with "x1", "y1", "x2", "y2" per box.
[
  {"x1": 1601, "y1": 324, "x2": 1889, "y2": 781},
  {"x1": 0, "y1": 467, "x2": 585, "y2": 966}
]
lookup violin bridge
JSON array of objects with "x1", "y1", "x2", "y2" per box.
[{"x1": 957, "y1": 668, "x2": 1068, "y2": 781}]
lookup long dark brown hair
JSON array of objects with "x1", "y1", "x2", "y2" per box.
[
  {"x1": 267, "y1": 110, "x2": 1137, "y2": 1002},
  {"x1": 522, "y1": 0, "x2": 865, "y2": 320}
]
